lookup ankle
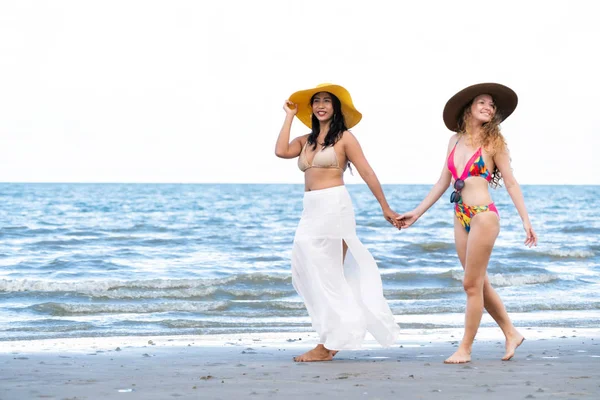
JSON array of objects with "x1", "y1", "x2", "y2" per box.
[
  {"x1": 457, "y1": 344, "x2": 472, "y2": 354},
  {"x1": 506, "y1": 329, "x2": 523, "y2": 340},
  {"x1": 315, "y1": 344, "x2": 331, "y2": 353}
]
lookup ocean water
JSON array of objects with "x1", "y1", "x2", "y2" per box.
[{"x1": 0, "y1": 183, "x2": 598, "y2": 341}]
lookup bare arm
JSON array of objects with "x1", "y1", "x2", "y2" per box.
[
  {"x1": 413, "y1": 162, "x2": 453, "y2": 217},
  {"x1": 396, "y1": 136, "x2": 455, "y2": 228},
  {"x1": 494, "y1": 146, "x2": 538, "y2": 247},
  {"x1": 343, "y1": 131, "x2": 399, "y2": 225},
  {"x1": 274, "y1": 100, "x2": 305, "y2": 159}
]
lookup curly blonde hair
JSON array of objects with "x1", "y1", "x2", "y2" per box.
[{"x1": 457, "y1": 101, "x2": 508, "y2": 188}]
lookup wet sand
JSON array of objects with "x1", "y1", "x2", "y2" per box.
[{"x1": 1, "y1": 328, "x2": 599, "y2": 399}]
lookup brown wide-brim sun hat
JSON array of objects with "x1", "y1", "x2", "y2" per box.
[
  {"x1": 443, "y1": 83, "x2": 518, "y2": 132},
  {"x1": 289, "y1": 83, "x2": 363, "y2": 129}
]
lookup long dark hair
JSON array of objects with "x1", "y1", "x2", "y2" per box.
[{"x1": 306, "y1": 92, "x2": 348, "y2": 151}]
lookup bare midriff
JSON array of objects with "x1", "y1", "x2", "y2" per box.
[
  {"x1": 304, "y1": 168, "x2": 345, "y2": 191},
  {"x1": 457, "y1": 177, "x2": 494, "y2": 205}
]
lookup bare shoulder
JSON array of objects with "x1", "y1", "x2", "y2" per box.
[
  {"x1": 296, "y1": 133, "x2": 310, "y2": 146},
  {"x1": 447, "y1": 133, "x2": 458, "y2": 146},
  {"x1": 489, "y1": 138, "x2": 509, "y2": 158},
  {"x1": 340, "y1": 130, "x2": 355, "y2": 140},
  {"x1": 340, "y1": 130, "x2": 358, "y2": 145},
  {"x1": 446, "y1": 133, "x2": 459, "y2": 152}
]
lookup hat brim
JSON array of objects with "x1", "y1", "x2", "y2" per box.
[
  {"x1": 289, "y1": 84, "x2": 362, "y2": 129},
  {"x1": 443, "y1": 83, "x2": 518, "y2": 132}
]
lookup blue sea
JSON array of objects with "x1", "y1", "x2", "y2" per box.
[{"x1": 0, "y1": 183, "x2": 598, "y2": 341}]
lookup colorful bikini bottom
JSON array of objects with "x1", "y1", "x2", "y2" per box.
[{"x1": 454, "y1": 201, "x2": 499, "y2": 233}]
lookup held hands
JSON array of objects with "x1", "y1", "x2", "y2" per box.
[
  {"x1": 394, "y1": 210, "x2": 420, "y2": 230},
  {"x1": 523, "y1": 223, "x2": 538, "y2": 247},
  {"x1": 283, "y1": 100, "x2": 298, "y2": 116},
  {"x1": 383, "y1": 207, "x2": 402, "y2": 229}
]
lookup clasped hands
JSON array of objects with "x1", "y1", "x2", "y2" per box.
[{"x1": 384, "y1": 208, "x2": 419, "y2": 231}]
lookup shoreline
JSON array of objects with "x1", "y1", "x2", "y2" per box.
[
  {"x1": 1, "y1": 327, "x2": 599, "y2": 399},
  {"x1": 2, "y1": 326, "x2": 600, "y2": 354}
]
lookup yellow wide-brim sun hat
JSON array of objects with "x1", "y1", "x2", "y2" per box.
[{"x1": 288, "y1": 83, "x2": 363, "y2": 129}]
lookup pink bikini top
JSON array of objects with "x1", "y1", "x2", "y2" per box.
[{"x1": 447, "y1": 141, "x2": 492, "y2": 182}]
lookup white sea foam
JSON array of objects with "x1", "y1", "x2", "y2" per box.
[
  {"x1": 0, "y1": 278, "x2": 294, "y2": 299},
  {"x1": 450, "y1": 271, "x2": 558, "y2": 286},
  {"x1": 32, "y1": 301, "x2": 228, "y2": 315},
  {"x1": 547, "y1": 249, "x2": 595, "y2": 258}
]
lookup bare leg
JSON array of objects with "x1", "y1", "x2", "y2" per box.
[
  {"x1": 453, "y1": 217, "x2": 524, "y2": 361},
  {"x1": 483, "y1": 278, "x2": 525, "y2": 360},
  {"x1": 445, "y1": 213, "x2": 499, "y2": 364}
]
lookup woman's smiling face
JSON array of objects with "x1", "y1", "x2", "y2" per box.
[
  {"x1": 470, "y1": 94, "x2": 496, "y2": 124},
  {"x1": 311, "y1": 92, "x2": 334, "y2": 123}
]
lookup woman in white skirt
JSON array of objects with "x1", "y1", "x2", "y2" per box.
[{"x1": 275, "y1": 83, "x2": 401, "y2": 362}]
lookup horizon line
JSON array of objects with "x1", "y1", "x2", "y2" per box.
[{"x1": 0, "y1": 182, "x2": 597, "y2": 186}]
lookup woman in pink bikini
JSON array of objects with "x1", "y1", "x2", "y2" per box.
[{"x1": 397, "y1": 83, "x2": 538, "y2": 364}]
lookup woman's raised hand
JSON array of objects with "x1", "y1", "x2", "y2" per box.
[{"x1": 283, "y1": 100, "x2": 298, "y2": 116}]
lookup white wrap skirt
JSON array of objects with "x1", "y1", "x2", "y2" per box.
[{"x1": 291, "y1": 185, "x2": 400, "y2": 350}]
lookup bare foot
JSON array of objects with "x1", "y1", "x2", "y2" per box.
[
  {"x1": 331, "y1": 350, "x2": 339, "y2": 357},
  {"x1": 444, "y1": 348, "x2": 471, "y2": 364},
  {"x1": 502, "y1": 335, "x2": 525, "y2": 361},
  {"x1": 293, "y1": 344, "x2": 334, "y2": 362}
]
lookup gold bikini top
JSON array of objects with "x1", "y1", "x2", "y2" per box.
[{"x1": 297, "y1": 141, "x2": 345, "y2": 172}]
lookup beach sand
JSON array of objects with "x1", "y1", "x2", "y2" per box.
[{"x1": 1, "y1": 328, "x2": 599, "y2": 400}]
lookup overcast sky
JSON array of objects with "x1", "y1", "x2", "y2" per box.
[{"x1": 1, "y1": 0, "x2": 598, "y2": 185}]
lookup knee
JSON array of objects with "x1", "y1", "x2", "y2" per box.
[{"x1": 463, "y1": 279, "x2": 484, "y2": 296}]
